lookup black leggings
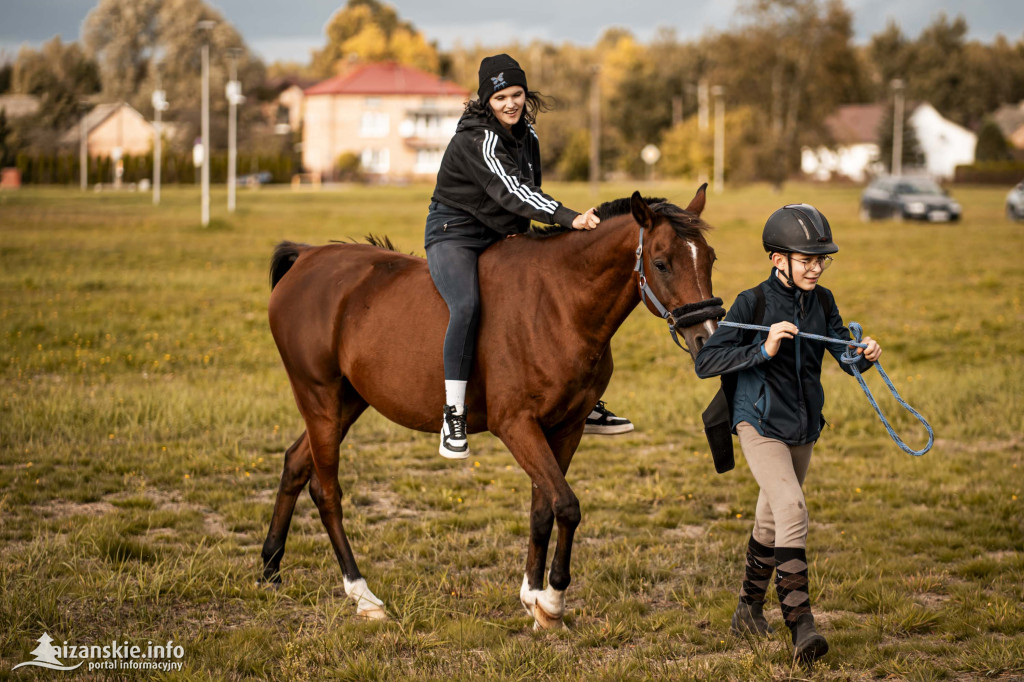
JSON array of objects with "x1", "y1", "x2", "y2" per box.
[{"x1": 425, "y1": 202, "x2": 501, "y2": 381}]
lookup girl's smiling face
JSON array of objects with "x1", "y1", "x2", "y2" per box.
[{"x1": 489, "y1": 86, "x2": 526, "y2": 130}]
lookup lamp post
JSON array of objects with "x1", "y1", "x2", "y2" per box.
[
  {"x1": 78, "y1": 102, "x2": 89, "y2": 191},
  {"x1": 711, "y1": 85, "x2": 725, "y2": 194},
  {"x1": 226, "y1": 48, "x2": 245, "y2": 213},
  {"x1": 152, "y1": 88, "x2": 168, "y2": 205},
  {"x1": 891, "y1": 78, "x2": 904, "y2": 177},
  {"x1": 198, "y1": 19, "x2": 216, "y2": 227},
  {"x1": 589, "y1": 65, "x2": 601, "y2": 197}
]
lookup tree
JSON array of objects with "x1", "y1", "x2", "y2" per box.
[
  {"x1": 311, "y1": 0, "x2": 439, "y2": 77},
  {"x1": 82, "y1": 0, "x2": 160, "y2": 100},
  {"x1": 975, "y1": 118, "x2": 1011, "y2": 162},
  {"x1": 0, "y1": 109, "x2": 15, "y2": 166},
  {"x1": 10, "y1": 38, "x2": 100, "y2": 136},
  {"x1": 877, "y1": 104, "x2": 923, "y2": 173},
  {"x1": 80, "y1": 0, "x2": 264, "y2": 150}
]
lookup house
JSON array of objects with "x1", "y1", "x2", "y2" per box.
[
  {"x1": 991, "y1": 100, "x2": 1024, "y2": 150},
  {"x1": 0, "y1": 94, "x2": 41, "y2": 119},
  {"x1": 802, "y1": 102, "x2": 977, "y2": 182},
  {"x1": 801, "y1": 103, "x2": 886, "y2": 182},
  {"x1": 301, "y1": 62, "x2": 469, "y2": 181},
  {"x1": 60, "y1": 102, "x2": 156, "y2": 157}
]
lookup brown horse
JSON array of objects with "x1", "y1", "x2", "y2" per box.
[{"x1": 261, "y1": 188, "x2": 722, "y2": 628}]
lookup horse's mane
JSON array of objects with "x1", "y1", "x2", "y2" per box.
[{"x1": 596, "y1": 196, "x2": 709, "y2": 241}]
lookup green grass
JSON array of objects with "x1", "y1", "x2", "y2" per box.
[{"x1": 1, "y1": 182, "x2": 1022, "y2": 680}]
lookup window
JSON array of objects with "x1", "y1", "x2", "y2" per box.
[
  {"x1": 361, "y1": 148, "x2": 390, "y2": 174},
  {"x1": 415, "y1": 114, "x2": 442, "y2": 138},
  {"x1": 360, "y1": 111, "x2": 390, "y2": 138},
  {"x1": 414, "y1": 148, "x2": 444, "y2": 174}
]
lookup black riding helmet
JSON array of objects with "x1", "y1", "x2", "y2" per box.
[
  {"x1": 762, "y1": 204, "x2": 839, "y2": 256},
  {"x1": 762, "y1": 204, "x2": 838, "y2": 288}
]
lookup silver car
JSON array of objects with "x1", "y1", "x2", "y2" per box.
[{"x1": 1006, "y1": 180, "x2": 1024, "y2": 221}]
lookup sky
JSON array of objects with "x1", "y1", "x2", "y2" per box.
[{"x1": 1, "y1": 0, "x2": 1022, "y2": 65}]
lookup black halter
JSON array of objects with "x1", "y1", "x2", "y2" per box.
[{"x1": 633, "y1": 226, "x2": 725, "y2": 350}]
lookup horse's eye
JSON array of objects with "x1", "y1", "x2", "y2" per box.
[{"x1": 654, "y1": 260, "x2": 668, "y2": 272}]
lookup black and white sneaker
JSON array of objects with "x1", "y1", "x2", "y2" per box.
[
  {"x1": 583, "y1": 401, "x2": 634, "y2": 435},
  {"x1": 440, "y1": 404, "x2": 470, "y2": 459}
]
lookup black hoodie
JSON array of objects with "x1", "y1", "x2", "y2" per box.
[
  {"x1": 694, "y1": 270, "x2": 873, "y2": 445},
  {"x1": 431, "y1": 112, "x2": 579, "y2": 235}
]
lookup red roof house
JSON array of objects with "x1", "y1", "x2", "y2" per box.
[{"x1": 302, "y1": 62, "x2": 469, "y2": 180}]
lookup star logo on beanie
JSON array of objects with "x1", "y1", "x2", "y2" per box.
[{"x1": 490, "y1": 73, "x2": 507, "y2": 89}]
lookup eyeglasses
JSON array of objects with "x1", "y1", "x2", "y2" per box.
[{"x1": 792, "y1": 255, "x2": 833, "y2": 272}]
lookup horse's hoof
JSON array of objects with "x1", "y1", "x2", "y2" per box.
[
  {"x1": 256, "y1": 576, "x2": 282, "y2": 589},
  {"x1": 356, "y1": 605, "x2": 388, "y2": 621},
  {"x1": 532, "y1": 603, "x2": 564, "y2": 630}
]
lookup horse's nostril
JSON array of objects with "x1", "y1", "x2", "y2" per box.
[{"x1": 694, "y1": 336, "x2": 706, "y2": 353}]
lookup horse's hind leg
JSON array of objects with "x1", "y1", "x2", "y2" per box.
[
  {"x1": 260, "y1": 432, "x2": 314, "y2": 584},
  {"x1": 294, "y1": 380, "x2": 385, "y2": 619}
]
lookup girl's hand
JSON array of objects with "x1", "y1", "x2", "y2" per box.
[
  {"x1": 572, "y1": 208, "x2": 600, "y2": 230},
  {"x1": 856, "y1": 336, "x2": 882, "y2": 362},
  {"x1": 763, "y1": 321, "x2": 798, "y2": 357}
]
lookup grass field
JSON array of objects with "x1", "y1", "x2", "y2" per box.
[{"x1": 1, "y1": 181, "x2": 1022, "y2": 681}]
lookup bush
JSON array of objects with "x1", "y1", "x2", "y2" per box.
[{"x1": 954, "y1": 161, "x2": 1024, "y2": 184}]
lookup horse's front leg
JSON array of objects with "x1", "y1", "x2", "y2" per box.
[{"x1": 501, "y1": 420, "x2": 582, "y2": 630}]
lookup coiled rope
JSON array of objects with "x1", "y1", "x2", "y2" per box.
[{"x1": 718, "y1": 320, "x2": 933, "y2": 456}]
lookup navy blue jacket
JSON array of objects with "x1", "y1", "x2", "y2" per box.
[
  {"x1": 431, "y1": 113, "x2": 578, "y2": 236},
  {"x1": 694, "y1": 270, "x2": 873, "y2": 445}
]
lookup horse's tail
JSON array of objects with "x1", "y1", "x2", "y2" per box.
[{"x1": 270, "y1": 241, "x2": 311, "y2": 290}]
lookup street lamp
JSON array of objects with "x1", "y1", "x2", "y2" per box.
[
  {"x1": 152, "y1": 86, "x2": 168, "y2": 205},
  {"x1": 226, "y1": 47, "x2": 245, "y2": 213},
  {"x1": 891, "y1": 78, "x2": 905, "y2": 177},
  {"x1": 197, "y1": 19, "x2": 216, "y2": 226},
  {"x1": 711, "y1": 85, "x2": 725, "y2": 194}
]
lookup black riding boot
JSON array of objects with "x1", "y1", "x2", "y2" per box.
[
  {"x1": 731, "y1": 535, "x2": 776, "y2": 636},
  {"x1": 775, "y1": 546, "x2": 829, "y2": 662}
]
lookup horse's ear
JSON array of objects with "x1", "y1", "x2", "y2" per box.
[
  {"x1": 630, "y1": 191, "x2": 656, "y2": 229},
  {"x1": 686, "y1": 183, "x2": 708, "y2": 217}
]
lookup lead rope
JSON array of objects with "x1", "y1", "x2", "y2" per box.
[{"x1": 718, "y1": 320, "x2": 934, "y2": 456}]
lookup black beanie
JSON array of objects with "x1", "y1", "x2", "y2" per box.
[{"x1": 477, "y1": 54, "x2": 528, "y2": 103}]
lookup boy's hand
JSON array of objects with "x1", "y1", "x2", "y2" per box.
[
  {"x1": 855, "y1": 337, "x2": 882, "y2": 362},
  {"x1": 763, "y1": 321, "x2": 799, "y2": 357}
]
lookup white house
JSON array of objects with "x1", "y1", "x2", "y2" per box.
[
  {"x1": 909, "y1": 103, "x2": 976, "y2": 179},
  {"x1": 801, "y1": 104, "x2": 886, "y2": 182},
  {"x1": 802, "y1": 101, "x2": 976, "y2": 182}
]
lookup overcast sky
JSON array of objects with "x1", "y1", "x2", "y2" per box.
[{"x1": 1, "y1": 0, "x2": 1021, "y2": 64}]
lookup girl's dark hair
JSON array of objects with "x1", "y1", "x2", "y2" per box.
[{"x1": 464, "y1": 90, "x2": 553, "y2": 125}]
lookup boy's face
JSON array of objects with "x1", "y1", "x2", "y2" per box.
[{"x1": 771, "y1": 252, "x2": 831, "y2": 291}]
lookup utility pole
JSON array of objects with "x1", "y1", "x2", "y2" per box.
[
  {"x1": 712, "y1": 85, "x2": 725, "y2": 194},
  {"x1": 198, "y1": 20, "x2": 216, "y2": 227},
  {"x1": 589, "y1": 65, "x2": 601, "y2": 197},
  {"x1": 226, "y1": 48, "x2": 244, "y2": 213},
  {"x1": 697, "y1": 79, "x2": 709, "y2": 185},
  {"x1": 891, "y1": 78, "x2": 905, "y2": 177},
  {"x1": 152, "y1": 87, "x2": 168, "y2": 205},
  {"x1": 78, "y1": 102, "x2": 89, "y2": 191}
]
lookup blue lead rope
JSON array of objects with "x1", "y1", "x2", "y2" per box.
[{"x1": 718, "y1": 320, "x2": 934, "y2": 456}]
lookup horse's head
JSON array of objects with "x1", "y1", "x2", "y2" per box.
[{"x1": 630, "y1": 185, "x2": 723, "y2": 361}]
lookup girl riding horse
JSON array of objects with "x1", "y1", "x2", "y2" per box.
[{"x1": 426, "y1": 53, "x2": 631, "y2": 459}]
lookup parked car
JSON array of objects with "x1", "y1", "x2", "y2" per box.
[
  {"x1": 1006, "y1": 180, "x2": 1024, "y2": 221},
  {"x1": 860, "y1": 176, "x2": 962, "y2": 222},
  {"x1": 237, "y1": 171, "x2": 273, "y2": 187}
]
